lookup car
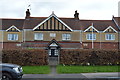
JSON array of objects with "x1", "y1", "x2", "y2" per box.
[{"x1": 0, "y1": 63, "x2": 23, "y2": 80}]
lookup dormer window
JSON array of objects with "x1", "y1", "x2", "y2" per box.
[
  {"x1": 103, "y1": 26, "x2": 117, "y2": 33},
  {"x1": 6, "y1": 25, "x2": 20, "y2": 32},
  {"x1": 84, "y1": 25, "x2": 99, "y2": 33}
]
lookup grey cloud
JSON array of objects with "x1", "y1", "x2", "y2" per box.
[{"x1": 0, "y1": 0, "x2": 119, "y2": 20}]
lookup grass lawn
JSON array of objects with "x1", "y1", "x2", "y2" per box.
[
  {"x1": 57, "y1": 65, "x2": 120, "y2": 74},
  {"x1": 22, "y1": 66, "x2": 50, "y2": 74}
]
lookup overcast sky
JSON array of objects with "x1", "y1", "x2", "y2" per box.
[{"x1": 0, "y1": 0, "x2": 120, "y2": 20}]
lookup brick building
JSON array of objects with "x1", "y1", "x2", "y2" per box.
[{"x1": 0, "y1": 9, "x2": 120, "y2": 57}]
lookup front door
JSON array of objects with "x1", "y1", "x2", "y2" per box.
[
  {"x1": 49, "y1": 49, "x2": 58, "y2": 57},
  {"x1": 51, "y1": 49, "x2": 55, "y2": 57}
]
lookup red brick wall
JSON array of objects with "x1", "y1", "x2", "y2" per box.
[
  {"x1": 3, "y1": 41, "x2": 119, "y2": 50},
  {"x1": 3, "y1": 42, "x2": 22, "y2": 50},
  {"x1": 82, "y1": 42, "x2": 119, "y2": 49},
  {"x1": 22, "y1": 41, "x2": 82, "y2": 49}
]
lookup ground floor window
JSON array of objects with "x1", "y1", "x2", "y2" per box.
[
  {"x1": 48, "y1": 49, "x2": 59, "y2": 57},
  {"x1": 8, "y1": 34, "x2": 18, "y2": 41},
  {"x1": 105, "y1": 34, "x2": 115, "y2": 40},
  {"x1": 86, "y1": 33, "x2": 96, "y2": 40},
  {"x1": 34, "y1": 33, "x2": 43, "y2": 40},
  {"x1": 62, "y1": 33, "x2": 71, "y2": 40}
]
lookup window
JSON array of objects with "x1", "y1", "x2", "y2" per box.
[
  {"x1": 34, "y1": 33, "x2": 43, "y2": 40},
  {"x1": 86, "y1": 34, "x2": 96, "y2": 40},
  {"x1": 8, "y1": 34, "x2": 18, "y2": 41},
  {"x1": 62, "y1": 33, "x2": 71, "y2": 40},
  {"x1": 50, "y1": 33, "x2": 56, "y2": 37},
  {"x1": 16, "y1": 44, "x2": 21, "y2": 46},
  {"x1": 105, "y1": 34, "x2": 115, "y2": 40},
  {"x1": 49, "y1": 50, "x2": 51, "y2": 56},
  {"x1": 54, "y1": 49, "x2": 58, "y2": 55}
]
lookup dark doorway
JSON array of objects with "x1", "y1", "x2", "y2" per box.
[
  {"x1": 49, "y1": 49, "x2": 58, "y2": 57},
  {"x1": 51, "y1": 49, "x2": 55, "y2": 57}
]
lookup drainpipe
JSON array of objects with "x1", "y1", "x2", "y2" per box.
[
  {"x1": 118, "y1": 34, "x2": 119, "y2": 50},
  {"x1": 99, "y1": 31, "x2": 102, "y2": 49},
  {"x1": 2, "y1": 30, "x2": 3, "y2": 49},
  {"x1": 92, "y1": 23, "x2": 94, "y2": 49},
  {"x1": 80, "y1": 30, "x2": 83, "y2": 49}
]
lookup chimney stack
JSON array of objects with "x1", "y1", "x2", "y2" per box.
[
  {"x1": 25, "y1": 9, "x2": 30, "y2": 18},
  {"x1": 74, "y1": 10, "x2": 79, "y2": 19}
]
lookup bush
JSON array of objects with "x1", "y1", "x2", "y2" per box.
[
  {"x1": 60, "y1": 49, "x2": 120, "y2": 65},
  {"x1": 2, "y1": 49, "x2": 120, "y2": 66},
  {"x1": 2, "y1": 49, "x2": 48, "y2": 66}
]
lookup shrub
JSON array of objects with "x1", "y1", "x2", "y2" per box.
[
  {"x1": 60, "y1": 49, "x2": 119, "y2": 65},
  {"x1": 2, "y1": 49, "x2": 48, "y2": 66}
]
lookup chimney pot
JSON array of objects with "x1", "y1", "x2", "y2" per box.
[
  {"x1": 74, "y1": 10, "x2": 79, "y2": 19},
  {"x1": 25, "y1": 9, "x2": 30, "y2": 18}
]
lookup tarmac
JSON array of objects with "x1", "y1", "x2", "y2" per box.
[{"x1": 23, "y1": 72, "x2": 119, "y2": 78}]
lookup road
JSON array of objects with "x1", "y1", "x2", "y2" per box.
[{"x1": 22, "y1": 72, "x2": 120, "y2": 80}]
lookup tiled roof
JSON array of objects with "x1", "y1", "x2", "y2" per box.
[
  {"x1": 113, "y1": 17, "x2": 120, "y2": 30},
  {"x1": 1, "y1": 19, "x2": 24, "y2": 30},
  {"x1": 23, "y1": 17, "x2": 47, "y2": 29},
  {"x1": 79, "y1": 20, "x2": 118, "y2": 31},
  {"x1": 0, "y1": 16, "x2": 119, "y2": 31},
  {"x1": 60, "y1": 18, "x2": 118, "y2": 31}
]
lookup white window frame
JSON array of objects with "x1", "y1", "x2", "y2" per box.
[
  {"x1": 50, "y1": 33, "x2": 56, "y2": 37},
  {"x1": 8, "y1": 34, "x2": 18, "y2": 41},
  {"x1": 86, "y1": 33, "x2": 96, "y2": 40},
  {"x1": 34, "y1": 33, "x2": 43, "y2": 40},
  {"x1": 62, "y1": 33, "x2": 71, "y2": 40},
  {"x1": 105, "y1": 34, "x2": 115, "y2": 40},
  {"x1": 54, "y1": 49, "x2": 59, "y2": 56}
]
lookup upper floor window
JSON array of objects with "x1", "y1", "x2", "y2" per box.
[
  {"x1": 62, "y1": 33, "x2": 71, "y2": 40},
  {"x1": 86, "y1": 34, "x2": 96, "y2": 40},
  {"x1": 34, "y1": 33, "x2": 43, "y2": 40},
  {"x1": 105, "y1": 34, "x2": 115, "y2": 40},
  {"x1": 50, "y1": 33, "x2": 56, "y2": 37},
  {"x1": 8, "y1": 34, "x2": 18, "y2": 41}
]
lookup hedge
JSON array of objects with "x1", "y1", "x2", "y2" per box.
[
  {"x1": 2, "y1": 49, "x2": 120, "y2": 66},
  {"x1": 60, "y1": 49, "x2": 120, "y2": 65},
  {"x1": 2, "y1": 49, "x2": 48, "y2": 66}
]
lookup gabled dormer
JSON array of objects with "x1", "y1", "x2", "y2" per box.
[
  {"x1": 6, "y1": 25, "x2": 20, "y2": 32},
  {"x1": 84, "y1": 24, "x2": 99, "y2": 33},
  {"x1": 33, "y1": 12, "x2": 73, "y2": 31},
  {"x1": 103, "y1": 26, "x2": 118, "y2": 33}
]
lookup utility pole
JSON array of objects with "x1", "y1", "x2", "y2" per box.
[{"x1": 92, "y1": 23, "x2": 94, "y2": 49}]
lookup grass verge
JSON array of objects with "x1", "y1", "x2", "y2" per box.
[
  {"x1": 57, "y1": 65, "x2": 120, "y2": 74},
  {"x1": 22, "y1": 66, "x2": 50, "y2": 74}
]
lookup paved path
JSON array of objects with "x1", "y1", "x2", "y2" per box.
[{"x1": 50, "y1": 65, "x2": 57, "y2": 75}]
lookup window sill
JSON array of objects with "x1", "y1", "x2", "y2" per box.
[
  {"x1": 8, "y1": 40, "x2": 18, "y2": 41},
  {"x1": 34, "y1": 40, "x2": 43, "y2": 41},
  {"x1": 62, "y1": 40, "x2": 71, "y2": 41},
  {"x1": 86, "y1": 39, "x2": 96, "y2": 40},
  {"x1": 106, "y1": 40, "x2": 114, "y2": 41}
]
